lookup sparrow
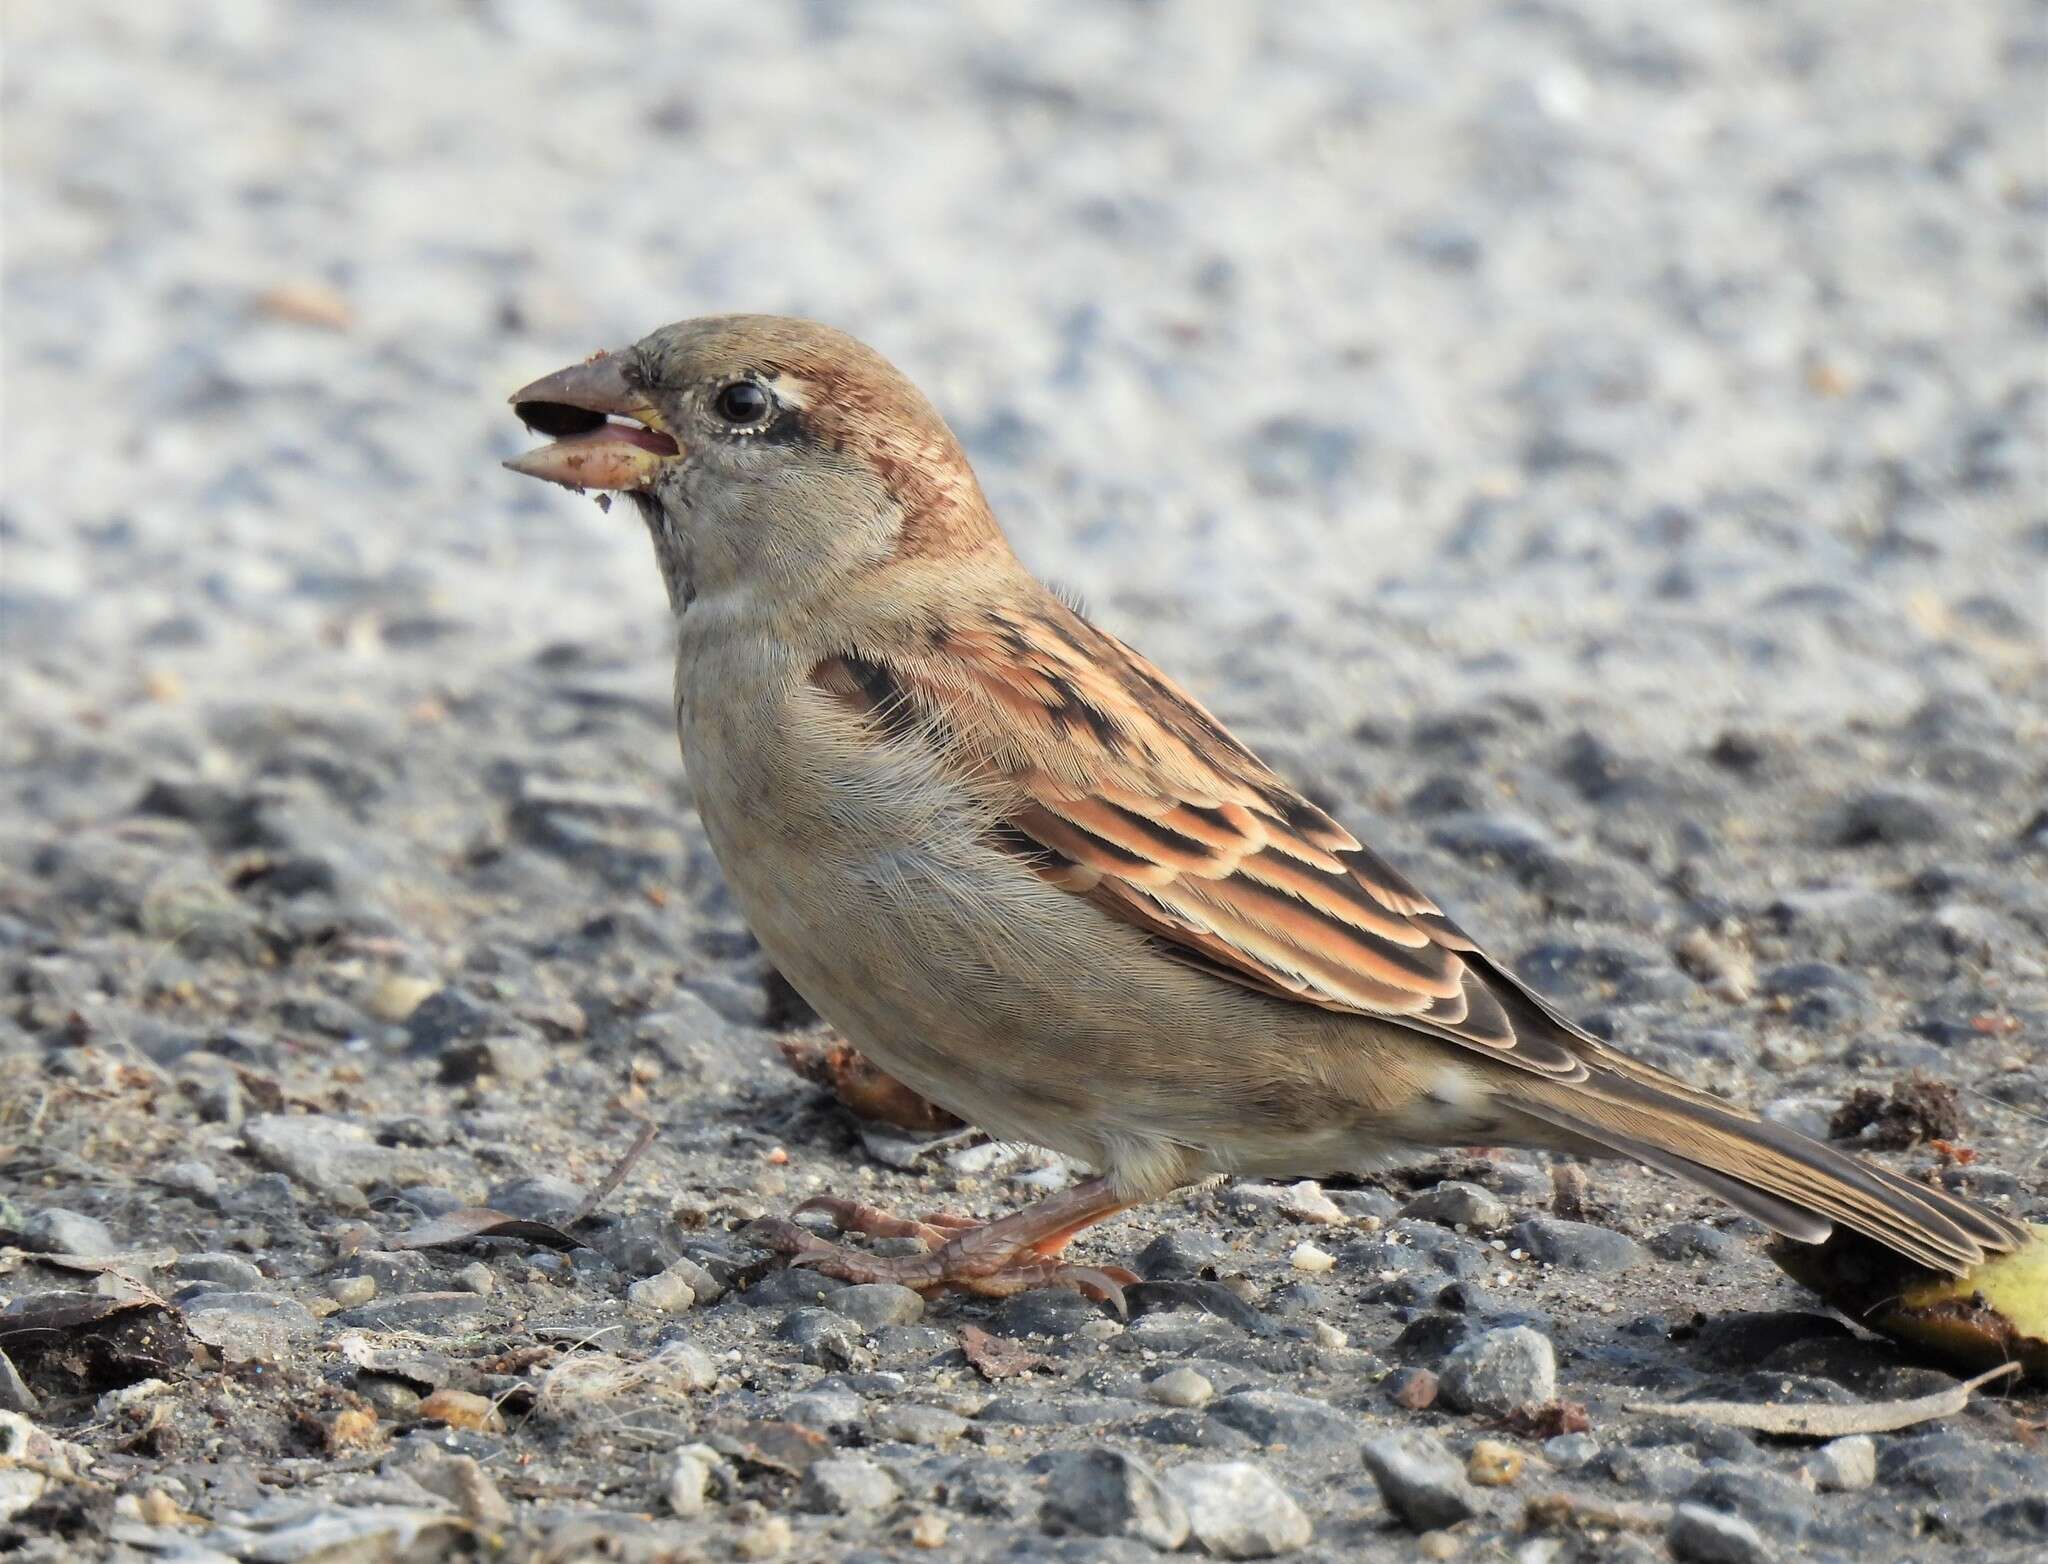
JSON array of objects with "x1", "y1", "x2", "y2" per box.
[{"x1": 505, "y1": 315, "x2": 2027, "y2": 1306}]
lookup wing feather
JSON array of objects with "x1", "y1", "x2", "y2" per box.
[{"x1": 815, "y1": 596, "x2": 1595, "y2": 1078}]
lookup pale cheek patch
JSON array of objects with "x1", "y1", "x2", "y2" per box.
[{"x1": 768, "y1": 374, "x2": 814, "y2": 411}]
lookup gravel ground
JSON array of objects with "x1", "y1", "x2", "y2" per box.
[{"x1": 4, "y1": 2, "x2": 2045, "y2": 1560}]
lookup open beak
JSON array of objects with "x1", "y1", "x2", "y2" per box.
[{"x1": 504, "y1": 351, "x2": 681, "y2": 492}]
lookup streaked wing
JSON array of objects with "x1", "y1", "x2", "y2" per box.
[{"x1": 815, "y1": 592, "x2": 1601, "y2": 1081}]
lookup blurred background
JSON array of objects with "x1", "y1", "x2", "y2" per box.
[
  {"x1": 1, "y1": 8, "x2": 2044, "y2": 1546},
  {"x1": 8, "y1": 0, "x2": 2039, "y2": 725}
]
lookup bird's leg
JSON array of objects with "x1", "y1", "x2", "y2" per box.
[{"x1": 751, "y1": 1176, "x2": 1141, "y2": 1312}]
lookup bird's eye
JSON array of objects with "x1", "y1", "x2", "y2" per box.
[{"x1": 713, "y1": 380, "x2": 772, "y2": 427}]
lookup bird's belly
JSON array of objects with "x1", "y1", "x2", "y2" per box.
[
  {"x1": 681, "y1": 702, "x2": 1119, "y2": 1144},
  {"x1": 672, "y1": 640, "x2": 1438, "y2": 1190}
]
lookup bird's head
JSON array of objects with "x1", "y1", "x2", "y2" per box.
[{"x1": 506, "y1": 314, "x2": 1002, "y2": 611}]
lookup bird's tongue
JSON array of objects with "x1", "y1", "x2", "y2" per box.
[
  {"x1": 574, "y1": 421, "x2": 678, "y2": 456},
  {"x1": 504, "y1": 420, "x2": 680, "y2": 492}
]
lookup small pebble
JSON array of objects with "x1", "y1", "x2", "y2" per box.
[
  {"x1": 1388, "y1": 1367, "x2": 1438, "y2": 1410},
  {"x1": 787, "y1": 1389, "x2": 865, "y2": 1432},
  {"x1": 1030, "y1": 1446, "x2": 1190, "y2": 1550},
  {"x1": 1804, "y1": 1434, "x2": 1875, "y2": 1492},
  {"x1": 1542, "y1": 1433, "x2": 1599, "y2": 1470},
  {"x1": 1162, "y1": 1459, "x2": 1314, "y2": 1557},
  {"x1": 1289, "y1": 1241, "x2": 1335, "y2": 1273},
  {"x1": 1361, "y1": 1433, "x2": 1478, "y2": 1531},
  {"x1": 20, "y1": 1208, "x2": 116, "y2": 1257},
  {"x1": 326, "y1": 1275, "x2": 378, "y2": 1308},
  {"x1": 831, "y1": 1281, "x2": 925, "y2": 1329},
  {"x1": 1438, "y1": 1326, "x2": 1556, "y2": 1416},
  {"x1": 801, "y1": 1455, "x2": 900, "y2": 1515},
  {"x1": 733, "y1": 1514, "x2": 792, "y2": 1559},
  {"x1": 366, "y1": 973, "x2": 439, "y2": 1022},
  {"x1": 326, "y1": 1407, "x2": 380, "y2": 1452},
  {"x1": 1146, "y1": 1367, "x2": 1215, "y2": 1408},
  {"x1": 454, "y1": 1261, "x2": 494, "y2": 1295},
  {"x1": 357, "y1": 1377, "x2": 421, "y2": 1418},
  {"x1": 157, "y1": 1160, "x2": 222, "y2": 1201},
  {"x1": 416, "y1": 1388, "x2": 505, "y2": 1433},
  {"x1": 870, "y1": 1403, "x2": 968, "y2": 1445},
  {"x1": 628, "y1": 1266, "x2": 698, "y2": 1314},
  {"x1": 1279, "y1": 1180, "x2": 1348, "y2": 1224},
  {"x1": 1466, "y1": 1439, "x2": 1523, "y2": 1486},
  {"x1": 1669, "y1": 1502, "x2": 1772, "y2": 1564},
  {"x1": 1402, "y1": 1181, "x2": 1511, "y2": 1232},
  {"x1": 172, "y1": 1253, "x2": 264, "y2": 1289}
]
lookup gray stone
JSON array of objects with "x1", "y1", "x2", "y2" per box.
[
  {"x1": 1320, "y1": 1191, "x2": 1396, "y2": 1228},
  {"x1": 1161, "y1": 1460, "x2": 1312, "y2": 1558},
  {"x1": 1670, "y1": 1503, "x2": 1773, "y2": 1564},
  {"x1": 1827, "y1": 787, "x2": 1949, "y2": 847},
  {"x1": 332, "y1": 1291, "x2": 490, "y2": 1334},
  {"x1": 740, "y1": 1268, "x2": 847, "y2": 1308},
  {"x1": 1031, "y1": 1446, "x2": 1190, "y2": 1551},
  {"x1": 171, "y1": 1252, "x2": 265, "y2": 1289},
  {"x1": 156, "y1": 1160, "x2": 222, "y2": 1202},
  {"x1": 1401, "y1": 1180, "x2": 1510, "y2": 1232},
  {"x1": 870, "y1": 1403, "x2": 968, "y2": 1446},
  {"x1": 1205, "y1": 1390, "x2": 1356, "y2": 1459},
  {"x1": 1759, "y1": 1097, "x2": 1835, "y2": 1140},
  {"x1": 664, "y1": 1254, "x2": 722, "y2": 1304},
  {"x1": 992, "y1": 1286, "x2": 1102, "y2": 1337},
  {"x1": 1543, "y1": 1433, "x2": 1600, "y2": 1470},
  {"x1": 19, "y1": 1208, "x2": 115, "y2": 1257},
  {"x1": 786, "y1": 1389, "x2": 864, "y2": 1433},
  {"x1": 182, "y1": 1292, "x2": 319, "y2": 1364},
  {"x1": 0, "y1": 1350, "x2": 37, "y2": 1414},
  {"x1": 1982, "y1": 1495, "x2": 2048, "y2": 1544},
  {"x1": 357, "y1": 1376, "x2": 422, "y2": 1418},
  {"x1": 1757, "y1": 962, "x2": 1874, "y2": 1029},
  {"x1": 340, "y1": 1250, "x2": 431, "y2": 1292},
  {"x1": 403, "y1": 986, "x2": 495, "y2": 1051},
  {"x1": 831, "y1": 1282, "x2": 925, "y2": 1329},
  {"x1": 1438, "y1": 1325, "x2": 1557, "y2": 1415},
  {"x1": 942, "y1": 1456, "x2": 1036, "y2": 1518},
  {"x1": 437, "y1": 1032, "x2": 549, "y2": 1085},
  {"x1": 1136, "y1": 1228, "x2": 1231, "y2": 1279},
  {"x1": 1146, "y1": 1367, "x2": 1215, "y2": 1408},
  {"x1": 1513, "y1": 1216, "x2": 1648, "y2": 1272},
  {"x1": 482, "y1": 1175, "x2": 586, "y2": 1224},
  {"x1": 1648, "y1": 1222, "x2": 1744, "y2": 1263},
  {"x1": 1681, "y1": 1470, "x2": 1812, "y2": 1543},
  {"x1": 241, "y1": 1114, "x2": 445, "y2": 1210},
  {"x1": 801, "y1": 1455, "x2": 900, "y2": 1516},
  {"x1": 399, "y1": 1445, "x2": 513, "y2": 1529},
  {"x1": 1360, "y1": 1433, "x2": 1478, "y2": 1531},
  {"x1": 778, "y1": 1306, "x2": 863, "y2": 1367}
]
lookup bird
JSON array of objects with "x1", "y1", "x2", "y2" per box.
[{"x1": 504, "y1": 314, "x2": 2028, "y2": 1307}]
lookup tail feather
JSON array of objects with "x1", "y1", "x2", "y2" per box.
[{"x1": 1511, "y1": 1072, "x2": 2029, "y2": 1276}]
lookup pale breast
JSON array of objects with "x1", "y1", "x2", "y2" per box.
[{"x1": 669, "y1": 615, "x2": 1432, "y2": 1190}]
